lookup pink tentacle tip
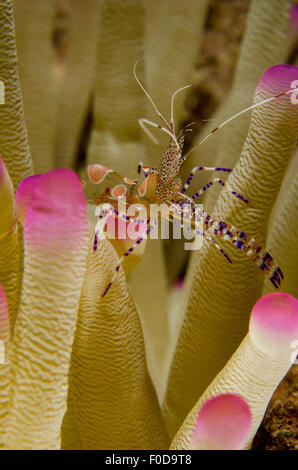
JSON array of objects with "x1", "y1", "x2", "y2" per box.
[
  {"x1": 24, "y1": 169, "x2": 88, "y2": 250},
  {"x1": 189, "y1": 394, "x2": 252, "y2": 450},
  {"x1": 257, "y1": 64, "x2": 298, "y2": 96},
  {"x1": 15, "y1": 175, "x2": 42, "y2": 224},
  {"x1": 249, "y1": 292, "x2": 298, "y2": 357}
]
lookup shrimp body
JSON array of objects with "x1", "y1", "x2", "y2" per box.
[{"x1": 82, "y1": 64, "x2": 291, "y2": 297}]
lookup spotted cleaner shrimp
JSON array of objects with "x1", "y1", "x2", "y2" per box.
[{"x1": 82, "y1": 63, "x2": 295, "y2": 297}]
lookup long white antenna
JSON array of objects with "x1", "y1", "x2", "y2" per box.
[
  {"x1": 170, "y1": 84, "x2": 192, "y2": 133},
  {"x1": 134, "y1": 62, "x2": 171, "y2": 131},
  {"x1": 185, "y1": 88, "x2": 297, "y2": 159}
]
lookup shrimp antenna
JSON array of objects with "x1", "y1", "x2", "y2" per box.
[
  {"x1": 170, "y1": 84, "x2": 192, "y2": 133},
  {"x1": 184, "y1": 88, "x2": 297, "y2": 159},
  {"x1": 134, "y1": 62, "x2": 171, "y2": 131},
  {"x1": 177, "y1": 121, "x2": 195, "y2": 139},
  {"x1": 138, "y1": 117, "x2": 180, "y2": 150}
]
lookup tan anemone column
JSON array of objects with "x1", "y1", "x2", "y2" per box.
[
  {"x1": 61, "y1": 234, "x2": 169, "y2": 450},
  {"x1": 0, "y1": 0, "x2": 32, "y2": 188},
  {"x1": 262, "y1": 166, "x2": 298, "y2": 298},
  {"x1": 13, "y1": 0, "x2": 56, "y2": 173},
  {"x1": 4, "y1": 169, "x2": 88, "y2": 450},
  {"x1": 163, "y1": 64, "x2": 298, "y2": 438},
  {"x1": 54, "y1": 0, "x2": 100, "y2": 169},
  {"x1": 0, "y1": 285, "x2": 10, "y2": 448},
  {"x1": 0, "y1": 158, "x2": 19, "y2": 331},
  {"x1": 87, "y1": 0, "x2": 145, "y2": 176}
]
